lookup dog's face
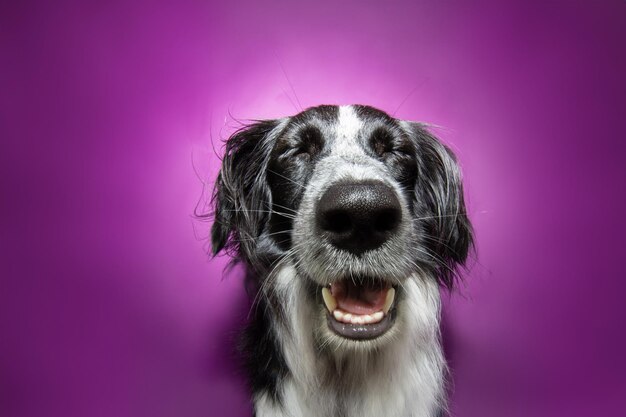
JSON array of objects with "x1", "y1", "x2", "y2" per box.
[{"x1": 212, "y1": 105, "x2": 472, "y2": 351}]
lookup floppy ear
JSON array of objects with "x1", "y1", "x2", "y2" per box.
[
  {"x1": 407, "y1": 123, "x2": 474, "y2": 287},
  {"x1": 211, "y1": 120, "x2": 280, "y2": 264}
]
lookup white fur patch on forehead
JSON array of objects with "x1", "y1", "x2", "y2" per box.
[
  {"x1": 332, "y1": 106, "x2": 366, "y2": 159},
  {"x1": 337, "y1": 106, "x2": 363, "y2": 140}
]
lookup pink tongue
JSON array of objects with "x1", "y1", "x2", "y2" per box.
[{"x1": 330, "y1": 281, "x2": 388, "y2": 315}]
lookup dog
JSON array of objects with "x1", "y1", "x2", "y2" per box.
[{"x1": 211, "y1": 105, "x2": 473, "y2": 417}]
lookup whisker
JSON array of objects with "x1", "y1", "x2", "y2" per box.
[
  {"x1": 411, "y1": 213, "x2": 469, "y2": 221},
  {"x1": 218, "y1": 209, "x2": 296, "y2": 219},
  {"x1": 265, "y1": 201, "x2": 299, "y2": 215},
  {"x1": 413, "y1": 247, "x2": 457, "y2": 275},
  {"x1": 267, "y1": 168, "x2": 306, "y2": 189},
  {"x1": 221, "y1": 209, "x2": 297, "y2": 221},
  {"x1": 419, "y1": 234, "x2": 475, "y2": 257},
  {"x1": 233, "y1": 234, "x2": 291, "y2": 245},
  {"x1": 276, "y1": 54, "x2": 303, "y2": 111}
]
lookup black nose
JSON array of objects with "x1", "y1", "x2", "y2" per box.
[{"x1": 316, "y1": 182, "x2": 402, "y2": 255}]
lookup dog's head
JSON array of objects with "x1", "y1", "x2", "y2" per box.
[{"x1": 211, "y1": 105, "x2": 472, "y2": 349}]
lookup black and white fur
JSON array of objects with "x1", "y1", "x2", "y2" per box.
[{"x1": 211, "y1": 105, "x2": 473, "y2": 417}]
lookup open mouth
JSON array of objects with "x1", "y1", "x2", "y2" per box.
[{"x1": 320, "y1": 278, "x2": 397, "y2": 340}]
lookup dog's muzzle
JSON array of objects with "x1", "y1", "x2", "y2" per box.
[{"x1": 314, "y1": 181, "x2": 401, "y2": 340}]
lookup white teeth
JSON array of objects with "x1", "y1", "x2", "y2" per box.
[
  {"x1": 331, "y1": 310, "x2": 386, "y2": 325},
  {"x1": 321, "y1": 287, "x2": 337, "y2": 312},
  {"x1": 383, "y1": 288, "x2": 395, "y2": 315}
]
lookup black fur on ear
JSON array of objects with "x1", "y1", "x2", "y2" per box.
[
  {"x1": 210, "y1": 119, "x2": 282, "y2": 272},
  {"x1": 408, "y1": 123, "x2": 474, "y2": 288}
]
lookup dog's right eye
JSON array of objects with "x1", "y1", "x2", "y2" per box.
[{"x1": 293, "y1": 126, "x2": 323, "y2": 159}]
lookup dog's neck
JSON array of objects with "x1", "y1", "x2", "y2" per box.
[{"x1": 254, "y1": 265, "x2": 445, "y2": 417}]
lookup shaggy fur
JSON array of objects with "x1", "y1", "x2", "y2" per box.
[{"x1": 210, "y1": 105, "x2": 473, "y2": 417}]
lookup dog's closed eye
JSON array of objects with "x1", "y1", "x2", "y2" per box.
[{"x1": 293, "y1": 126, "x2": 324, "y2": 159}]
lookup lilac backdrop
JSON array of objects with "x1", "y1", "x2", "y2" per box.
[{"x1": 2, "y1": 1, "x2": 626, "y2": 416}]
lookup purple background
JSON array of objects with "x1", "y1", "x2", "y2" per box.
[{"x1": 2, "y1": 1, "x2": 626, "y2": 416}]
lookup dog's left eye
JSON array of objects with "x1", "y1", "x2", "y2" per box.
[{"x1": 370, "y1": 128, "x2": 412, "y2": 158}]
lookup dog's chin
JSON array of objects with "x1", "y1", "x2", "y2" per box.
[{"x1": 311, "y1": 275, "x2": 400, "y2": 348}]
